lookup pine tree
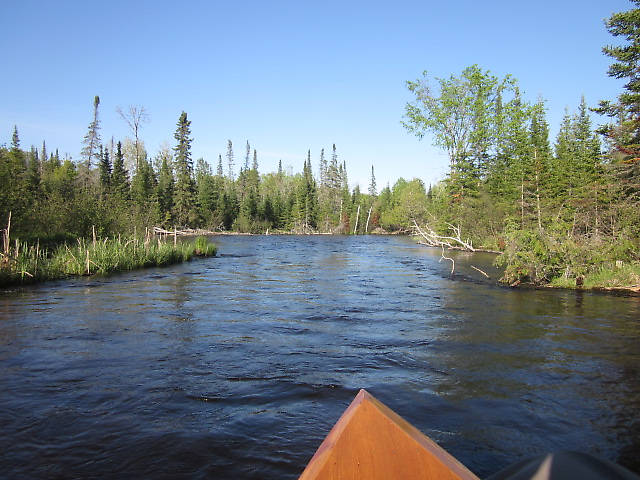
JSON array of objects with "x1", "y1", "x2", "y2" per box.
[
  {"x1": 227, "y1": 140, "x2": 235, "y2": 181},
  {"x1": 80, "y1": 95, "x2": 101, "y2": 169},
  {"x1": 319, "y1": 148, "x2": 327, "y2": 186},
  {"x1": 156, "y1": 151, "x2": 174, "y2": 224},
  {"x1": 216, "y1": 154, "x2": 224, "y2": 177},
  {"x1": 252, "y1": 149, "x2": 258, "y2": 171},
  {"x1": 41, "y1": 141, "x2": 47, "y2": 171},
  {"x1": 327, "y1": 144, "x2": 340, "y2": 190},
  {"x1": 572, "y1": 96, "x2": 600, "y2": 185},
  {"x1": 173, "y1": 111, "x2": 197, "y2": 226},
  {"x1": 111, "y1": 141, "x2": 130, "y2": 199},
  {"x1": 244, "y1": 140, "x2": 251, "y2": 171},
  {"x1": 99, "y1": 146, "x2": 112, "y2": 191},
  {"x1": 595, "y1": 0, "x2": 640, "y2": 157},
  {"x1": 527, "y1": 100, "x2": 552, "y2": 229},
  {"x1": 369, "y1": 165, "x2": 377, "y2": 197},
  {"x1": 26, "y1": 146, "x2": 42, "y2": 196}
]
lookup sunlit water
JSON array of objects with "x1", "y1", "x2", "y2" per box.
[{"x1": 1, "y1": 235, "x2": 639, "y2": 479}]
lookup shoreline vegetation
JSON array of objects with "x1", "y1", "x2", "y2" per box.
[{"x1": 0, "y1": 220, "x2": 216, "y2": 288}]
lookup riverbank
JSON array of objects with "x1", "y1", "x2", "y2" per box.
[{"x1": 0, "y1": 235, "x2": 217, "y2": 288}]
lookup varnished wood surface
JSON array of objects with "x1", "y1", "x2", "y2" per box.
[{"x1": 299, "y1": 389, "x2": 480, "y2": 480}]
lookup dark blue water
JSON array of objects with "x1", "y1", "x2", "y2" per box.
[{"x1": 1, "y1": 235, "x2": 639, "y2": 479}]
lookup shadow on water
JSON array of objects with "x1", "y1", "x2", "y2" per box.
[{"x1": 0, "y1": 235, "x2": 639, "y2": 478}]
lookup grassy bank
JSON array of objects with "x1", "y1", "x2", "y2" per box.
[
  {"x1": 0, "y1": 235, "x2": 217, "y2": 288},
  {"x1": 549, "y1": 262, "x2": 640, "y2": 291}
]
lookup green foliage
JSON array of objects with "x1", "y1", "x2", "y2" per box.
[
  {"x1": 0, "y1": 235, "x2": 216, "y2": 287},
  {"x1": 595, "y1": 0, "x2": 640, "y2": 157},
  {"x1": 173, "y1": 112, "x2": 197, "y2": 226},
  {"x1": 404, "y1": 65, "x2": 519, "y2": 196}
]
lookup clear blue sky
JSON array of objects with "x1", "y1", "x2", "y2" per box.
[{"x1": 0, "y1": 0, "x2": 630, "y2": 190}]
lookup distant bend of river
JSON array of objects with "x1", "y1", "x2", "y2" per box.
[{"x1": 1, "y1": 235, "x2": 639, "y2": 479}]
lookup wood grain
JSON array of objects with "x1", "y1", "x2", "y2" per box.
[{"x1": 299, "y1": 389, "x2": 480, "y2": 480}]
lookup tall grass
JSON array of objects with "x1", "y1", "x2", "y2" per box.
[
  {"x1": 550, "y1": 262, "x2": 640, "y2": 290},
  {"x1": 0, "y1": 235, "x2": 217, "y2": 288}
]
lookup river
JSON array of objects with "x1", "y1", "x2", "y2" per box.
[{"x1": 1, "y1": 235, "x2": 639, "y2": 479}]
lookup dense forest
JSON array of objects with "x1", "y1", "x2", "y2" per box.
[
  {"x1": 0, "y1": 113, "x2": 384, "y2": 240},
  {"x1": 1, "y1": 1, "x2": 639, "y2": 288}
]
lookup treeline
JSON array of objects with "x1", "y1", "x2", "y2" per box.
[{"x1": 0, "y1": 102, "x2": 396, "y2": 241}]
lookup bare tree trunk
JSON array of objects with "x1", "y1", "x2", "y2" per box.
[
  {"x1": 353, "y1": 205, "x2": 361, "y2": 234},
  {"x1": 365, "y1": 206, "x2": 372, "y2": 234},
  {"x1": 412, "y1": 219, "x2": 475, "y2": 251},
  {"x1": 521, "y1": 176, "x2": 525, "y2": 228},
  {"x1": 595, "y1": 187, "x2": 599, "y2": 237},
  {"x1": 534, "y1": 150, "x2": 542, "y2": 231}
]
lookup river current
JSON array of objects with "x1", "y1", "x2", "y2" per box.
[{"x1": 1, "y1": 235, "x2": 639, "y2": 478}]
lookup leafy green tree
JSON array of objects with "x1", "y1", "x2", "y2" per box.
[{"x1": 404, "y1": 65, "x2": 514, "y2": 196}]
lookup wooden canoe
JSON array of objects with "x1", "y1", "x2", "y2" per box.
[{"x1": 299, "y1": 389, "x2": 479, "y2": 480}]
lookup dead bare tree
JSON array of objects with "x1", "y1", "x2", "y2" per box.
[
  {"x1": 365, "y1": 206, "x2": 373, "y2": 234},
  {"x1": 117, "y1": 105, "x2": 149, "y2": 170},
  {"x1": 412, "y1": 219, "x2": 475, "y2": 251}
]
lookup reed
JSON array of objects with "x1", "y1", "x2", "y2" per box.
[{"x1": 0, "y1": 234, "x2": 217, "y2": 288}]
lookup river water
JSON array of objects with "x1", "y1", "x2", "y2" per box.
[{"x1": 1, "y1": 235, "x2": 639, "y2": 479}]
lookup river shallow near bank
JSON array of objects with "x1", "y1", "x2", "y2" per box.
[{"x1": 1, "y1": 235, "x2": 639, "y2": 478}]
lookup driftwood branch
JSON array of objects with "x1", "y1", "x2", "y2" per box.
[
  {"x1": 412, "y1": 219, "x2": 475, "y2": 251},
  {"x1": 439, "y1": 245, "x2": 455, "y2": 275},
  {"x1": 153, "y1": 227, "x2": 215, "y2": 236},
  {"x1": 471, "y1": 265, "x2": 490, "y2": 278}
]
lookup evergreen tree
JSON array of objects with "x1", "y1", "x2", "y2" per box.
[
  {"x1": 216, "y1": 154, "x2": 224, "y2": 176},
  {"x1": 80, "y1": 95, "x2": 101, "y2": 169},
  {"x1": 227, "y1": 140, "x2": 235, "y2": 181},
  {"x1": 173, "y1": 111, "x2": 197, "y2": 226},
  {"x1": 98, "y1": 145, "x2": 112, "y2": 191},
  {"x1": 156, "y1": 151, "x2": 174, "y2": 224},
  {"x1": 26, "y1": 146, "x2": 42, "y2": 195},
  {"x1": 111, "y1": 141, "x2": 130, "y2": 199},
  {"x1": 252, "y1": 149, "x2": 258, "y2": 171},
  {"x1": 596, "y1": 0, "x2": 640, "y2": 157},
  {"x1": 327, "y1": 143, "x2": 340, "y2": 190},
  {"x1": 131, "y1": 155, "x2": 156, "y2": 206},
  {"x1": 244, "y1": 140, "x2": 251, "y2": 171},
  {"x1": 368, "y1": 165, "x2": 377, "y2": 197},
  {"x1": 319, "y1": 148, "x2": 327, "y2": 186}
]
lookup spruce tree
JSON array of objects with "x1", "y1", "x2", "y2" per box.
[
  {"x1": 216, "y1": 154, "x2": 224, "y2": 177},
  {"x1": 173, "y1": 111, "x2": 197, "y2": 226},
  {"x1": 99, "y1": 146, "x2": 112, "y2": 191},
  {"x1": 244, "y1": 140, "x2": 251, "y2": 171},
  {"x1": 596, "y1": 0, "x2": 640, "y2": 157},
  {"x1": 156, "y1": 152, "x2": 174, "y2": 224},
  {"x1": 369, "y1": 165, "x2": 377, "y2": 197},
  {"x1": 111, "y1": 141, "x2": 130, "y2": 199},
  {"x1": 319, "y1": 148, "x2": 327, "y2": 186},
  {"x1": 252, "y1": 149, "x2": 258, "y2": 171},
  {"x1": 227, "y1": 140, "x2": 235, "y2": 181},
  {"x1": 80, "y1": 95, "x2": 101, "y2": 169}
]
